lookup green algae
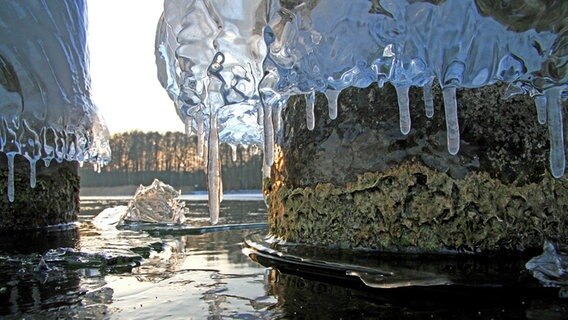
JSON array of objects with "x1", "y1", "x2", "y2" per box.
[
  {"x1": 266, "y1": 160, "x2": 568, "y2": 253},
  {"x1": 0, "y1": 153, "x2": 80, "y2": 231}
]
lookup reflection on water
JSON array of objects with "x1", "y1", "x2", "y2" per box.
[
  {"x1": 0, "y1": 196, "x2": 273, "y2": 319},
  {"x1": 0, "y1": 195, "x2": 566, "y2": 319}
]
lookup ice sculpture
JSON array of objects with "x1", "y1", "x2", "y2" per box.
[
  {"x1": 0, "y1": 0, "x2": 111, "y2": 201},
  {"x1": 157, "y1": 0, "x2": 567, "y2": 223}
]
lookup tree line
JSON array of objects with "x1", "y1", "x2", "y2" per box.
[{"x1": 79, "y1": 131, "x2": 263, "y2": 191}]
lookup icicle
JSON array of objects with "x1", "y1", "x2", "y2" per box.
[
  {"x1": 93, "y1": 162, "x2": 102, "y2": 173},
  {"x1": 219, "y1": 175, "x2": 224, "y2": 203},
  {"x1": 207, "y1": 111, "x2": 221, "y2": 225},
  {"x1": 6, "y1": 153, "x2": 15, "y2": 202},
  {"x1": 396, "y1": 85, "x2": 411, "y2": 135},
  {"x1": 535, "y1": 95, "x2": 547, "y2": 125},
  {"x1": 43, "y1": 157, "x2": 52, "y2": 168},
  {"x1": 230, "y1": 144, "x2": 237, "y2": 162},
  {"x1": 272, "y1": 103, "x2": 281, "y2": 134},
  {"x1": 546, "y1": 88, "x2": 565, "y2": 178},
  {"x1": 442, "y1": 87, "x2": 460, "y2": 155},
  {"x1": 184, "y1": 117, "x2": 193, "y2": 136},
  {"x1": 257, "y1": 103, "x2": 264, "y2": 126},
  {"x1": 29, "y1": 159, "x2": 37, "y2": 188},
  {"x1": 262, "y1": 162, "x2": 271, "y2": 178},
  {"x1": 263, "y1": 102, "x2": 274, "y2": 166},
  {"x1": 423, "y1": 82, "x2": 434, "y2": 118},
  {"x1": 197, "y1": 114, "x2": 205, "y2": 158},
  {"x1": 325, "y1": 90, "x2": 340, "y2": 120},
  {"x1": 305, "y1": 90, "x2": 316, "y2": 130}
]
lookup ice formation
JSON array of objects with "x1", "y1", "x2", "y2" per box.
[
  {"x1": 156, "y1": 0, "x2": 277, "y2": 223},
  {"x1": 526, "y1": 241, "x2": 568, "y2": 287},
  {"x1": 0, "y1": 0, "x2": 111, "y2": 201},
  {"x1": 157, "y1": 0, "x2": 567, "y2": 223},
  {"x1": 124, "y1": 179, "x2": 186, "y2": 224}
]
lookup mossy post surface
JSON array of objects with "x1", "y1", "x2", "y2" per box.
[
  {"x1": 265, "y1": 83, "x2": 568, "y2": 252},
  {"x1": 0, "y1": 152, "x2": 80, "y2": 231}
]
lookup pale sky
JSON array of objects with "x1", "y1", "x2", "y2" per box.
[{"x1": 87, "y1": 0, "x2": 184, "y2": 133}]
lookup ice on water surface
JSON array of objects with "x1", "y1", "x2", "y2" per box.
[
  {"x1": 526, "y1": 241, "x2": 568, "y2": 287},
  {"x1": 0, "y1": 0, "x2": 111, "y2": 200},
  {"x1": 157, "y1": 0, "x2": 568, "y2": 223},
  {"x1": 125, "y1": 179, "x2": 186, "y2": 224}
]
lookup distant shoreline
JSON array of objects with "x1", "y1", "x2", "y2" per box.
[{"x1": 80, "y1": 185, "x2": 262, "y2": 198}]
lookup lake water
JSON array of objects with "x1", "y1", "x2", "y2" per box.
[{"x1": 0, "y1": 195, "x2": 566, "y2": 319}]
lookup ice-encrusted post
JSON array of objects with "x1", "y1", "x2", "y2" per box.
[
  {"x1": 0, "y1": 1, "x2": 108, "y2": 231},
  {"x1": 266, "y1": 83, "x2": 568, "y2": 253},
  {"x1": 0, "y1": 153, "x2": 80, "y2": 231}
]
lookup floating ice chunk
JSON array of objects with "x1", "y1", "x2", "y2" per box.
[
  {"x1": 124, "y1": 179, "x2": 186, "y2": 224},
  {"x1": 526, "y1": 241, "x2": 568, "y2": 287},
  {"x1": 92, "y1": 206, "x2": 128, "y2": 230},
  {"x1": 396, "y1": 86, "x2": 411, "y2": 135}
]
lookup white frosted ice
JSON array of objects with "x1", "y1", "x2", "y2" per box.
[
  {"x1": 0, "y1": 0, "x2": 111, "y2": 201},
  {"x1": 157, "y1": 0, "x2": 568, "y2": 223}
]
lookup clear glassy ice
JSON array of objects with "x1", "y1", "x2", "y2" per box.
[
  {"x1": 156, "y1": 0, "x2": 567, "y2": 223},
  {"x1": 0, "y1": 0, "x2": 111, "y2": 201}
]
